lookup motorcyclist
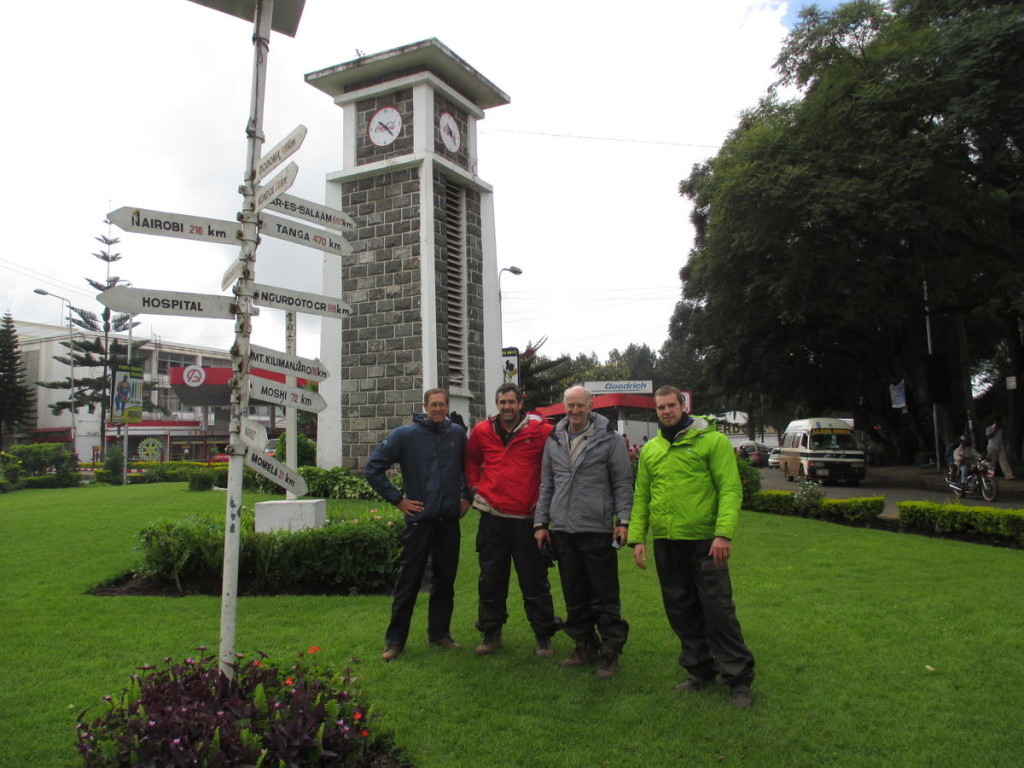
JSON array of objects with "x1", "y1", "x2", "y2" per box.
[{"x1": 952, "y1": 435, "x2": 980, "y2": 488}]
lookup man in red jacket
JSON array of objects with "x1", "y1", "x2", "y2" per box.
[{"x1": 465, "y1": 383, "x2": 561, "y2": 657}]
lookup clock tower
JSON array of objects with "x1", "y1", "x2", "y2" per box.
[{"x1": 306, "y1": 39, "x2": 510, "y2": 471}]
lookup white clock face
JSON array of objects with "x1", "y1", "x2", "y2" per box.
[
  {"x1": 439, "y1": 112, "x2": 461, "y2": 152},
  {"x1": 368, "y1": 106, "x2": 402, "y2": 147}
]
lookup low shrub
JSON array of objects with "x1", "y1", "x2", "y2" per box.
[
  {"x1": 749, "y1": 490, "x2": 885, "y2": 525},
  {"x1": 274, "y1": 432, "x2": 318, "y2": 467},
  {"x1": 75, "y1": 647, "x2": 393, "y2": 768},
  {"x1": 134, "y1": 461, "x2": 197, "y2": 484},
  {"x1": 136, "y1": 507, "x2": 403, "y2": 595},
  {"x1": 22, "y1": 473, "x2": 82, "y2": 489},
  {"x1": 898, "y1": 501, "x2": 1024, "y2": 547},
  {"x1": 187, "y1": 468, "x2": 217, "y2": 491},
  {"x1": 0, "y1": 450, "x2": 22, "y2": 484},
  {"x1": 736, "y1": 456, "x2": 761, "y2": 506},
  {"x1": 8, "y1": 442, "x2": 76, "y2": 476}
]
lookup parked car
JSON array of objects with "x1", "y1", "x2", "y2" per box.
[
  {"x1": 768, "y1": 446, "x2": 781, "y2": 468},
  {"x1": 736, "y1": 441, "x2": 771, "y2": 468}
]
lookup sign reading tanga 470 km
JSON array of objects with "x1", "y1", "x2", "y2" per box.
[{"x1": 107, "y1": 206, "x2": 240, "y2": 245}]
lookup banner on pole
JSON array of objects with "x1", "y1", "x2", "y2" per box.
[{"x1": 111, "y1": 364, "x2": 144, "y2": 424}]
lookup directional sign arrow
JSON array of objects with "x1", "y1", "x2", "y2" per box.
[
  {"x1": 251, "y1": 283, "x2": 351, "y2": 319},
  {"x1": 247, "y1": 375, "x2": 326, "y2": 413},
  {"x1": 254, "y1": 162, "x2": 298, "y2": 212},
  {"x1": 264, "y1": 193, "x2": 356, "y2": 233},
  {"x1": 245, "y1": 448, "x2": 308, "y2": 497},
  {"x1": 98, "y1": 286, "x2": 237, "y2": 319},
  {"x1": 256, "y1": 124, "x2": 307, "y2": 182},
  {"x1": 249, "y1": 344, "x2": 330, "y2": 382},
  {"x1": 249, "y1": 346, "x2": 329, "y2": 385},
  {"x1": 221, "y1": 257, "x2": 251, "y2": 292},
  {"x1": 240, "y1": 417, "x2": 269, "y2": 453},
  {"x1": 107, "y1": 206, "x2": 240, "y2": 246},
  {"x1": 260, "y1": 213, "x2": 354, "y2": 256}
]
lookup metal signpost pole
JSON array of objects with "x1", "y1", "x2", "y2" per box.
[
  {"x1": 285, "y1": 310, "x2": 298, "y2": 501},
  {"x1": 220, "y1": 0, "x2": 273, "y2": 677},
  {"x1": 123, "y1": 316, "x2": 133, "y2": 486}
]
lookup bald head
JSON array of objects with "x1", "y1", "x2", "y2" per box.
[{"x1": 563, "y1": 386, "x2": 592, "y2": 431}]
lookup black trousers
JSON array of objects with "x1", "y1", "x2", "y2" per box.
[
  {"x1": 552, "y1": 531, "x2": 629, "y2": 654},
  {"x1": 475, "y1": 513, "x2": 560, "y2": 638},
  {"x1": 385, "y1": 517, "x2": 461, "y2": 647},
  {"x1": 652, "y1": 538, "x2": 755, "y2": 687}
]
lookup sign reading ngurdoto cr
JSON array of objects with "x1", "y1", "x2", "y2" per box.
[{"x1": 251, "y1": 284, "x2": 350, "y2": 319}]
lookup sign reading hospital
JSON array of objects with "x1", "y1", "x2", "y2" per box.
[
  {"x1": 98, "y1": 286, "x2": 237, "y2": 320},
  {"x1": 585, "y1": 380, "x2": 653, "y2": 395}
]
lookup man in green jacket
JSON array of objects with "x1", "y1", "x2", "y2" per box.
[{"x1": 628, "y1": 385, "x2": 756, "y2": 708}]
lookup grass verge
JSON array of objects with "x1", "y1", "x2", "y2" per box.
[{"x1": 1, "y1": 484, "x2": 1022, "y2": 767}]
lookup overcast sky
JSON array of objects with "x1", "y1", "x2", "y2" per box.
[{"x1": 2, "y1": 0, "x2": 839, "y2": 362}]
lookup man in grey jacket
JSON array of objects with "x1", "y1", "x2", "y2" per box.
[{"x1": 534, "y1": 386, "x2": 632, "y2": 678}]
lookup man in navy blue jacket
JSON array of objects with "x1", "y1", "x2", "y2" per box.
[{"x1": 365, "y1": 388, "x2": 471, "y2": 661}]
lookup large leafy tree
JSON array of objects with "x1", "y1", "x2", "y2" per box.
[
  {"x1": 669, "y1": 0, "x2": 1024, "y2": 461},
  {"x1": 0, "y1": 312, "x2": 34, "y2": 448},
  {"x1": 37, "y1": 230, "x2": 146, "y2": 456}
]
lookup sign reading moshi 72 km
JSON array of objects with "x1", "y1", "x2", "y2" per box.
[
  {"x1": 247, "y1": 376, "x2": 326, "y2": 413},
  {"x1": 107, "y1": 207, "x2": 240, "y2": 245}
]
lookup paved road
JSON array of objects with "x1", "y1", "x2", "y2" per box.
[{"x1": 756, "y1": 466, "x2": 1024, "y2": 517}]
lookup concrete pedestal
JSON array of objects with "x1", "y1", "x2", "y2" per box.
[{"x1": 255, "y1": 499, "x2": 327, "y2": 533}]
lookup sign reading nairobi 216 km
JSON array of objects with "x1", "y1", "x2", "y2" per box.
[{"x1": 107, "y1": 207, "x2": 240, "y2": 245}]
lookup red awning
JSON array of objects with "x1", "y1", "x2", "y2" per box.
[
  {"x1": 169, "y1": 367, "x2": 309, "y2": 406},
  {"x1": 534, "y1": 393, "x2": 656, "y2": 419}
]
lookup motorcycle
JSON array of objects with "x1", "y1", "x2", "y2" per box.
[{"x1": 946, "y1": 457, "x2": 998, "y2": 501}]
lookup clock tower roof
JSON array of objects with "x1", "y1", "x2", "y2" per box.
[{"x1": 306, "y1": 37, "x2": 509, "y2": 110}]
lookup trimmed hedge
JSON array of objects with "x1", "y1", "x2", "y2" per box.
[
  {"x1": 22, "y1": 473, "x2": 83, "y2": 489},
  {"x1": 749, "y1": 490, "x2": 885, "y2": 525},
  {"x1": 136, "y1": 507, "x2": 403, "y2": 595},
  {"x1": 898, "y1": 501, "x2": 1024, "y2": 547}
]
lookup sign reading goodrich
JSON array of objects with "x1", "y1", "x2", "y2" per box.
[{"x1": 584, "y1": 380, "x2": 653, "y2": 395}]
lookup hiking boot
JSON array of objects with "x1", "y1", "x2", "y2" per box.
[
  {"x1": 557, "y1": 644, "x2": 599, "y2": 668},
  {"x1": 430, "y1": 637, "x2": 461, "y2": 650},
  {"x1": 674, "y1": 675, "x2": 715, "y2": 692},
  {"x1": 595, "y1": 651, "x2": 619, "y2": 679},
  {"x1": 731, "y1": 685, "x2": 754, "y2": 708},
  {"x1": 534, "y1": 636, "x2": 555, "y2": 659},
  {"x1": 474, "y1": 632, "x2": 502, "y2": 655},
  {"x1": 380, "y1": 644, "x2": 403, "y2": 662}
]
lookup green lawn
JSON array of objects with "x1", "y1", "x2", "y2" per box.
[{"x1": 1, "y1": 484, "x2": 1021, "y2": 767}]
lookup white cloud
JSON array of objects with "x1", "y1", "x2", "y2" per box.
[{"x1": 1, "y1": 0, "x2": 793, "y2": 361}]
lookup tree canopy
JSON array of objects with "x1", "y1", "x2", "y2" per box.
[{"x1": 666, "y1": 0, "x2": 1024, "y2": 461}]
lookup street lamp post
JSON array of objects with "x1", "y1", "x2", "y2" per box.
[
  {"x1": 34, "y1": 289, "x2": 77, "y2": 457},
  {"x1": 498, "y1": 266, "x2": 523, "y2": 347}
]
